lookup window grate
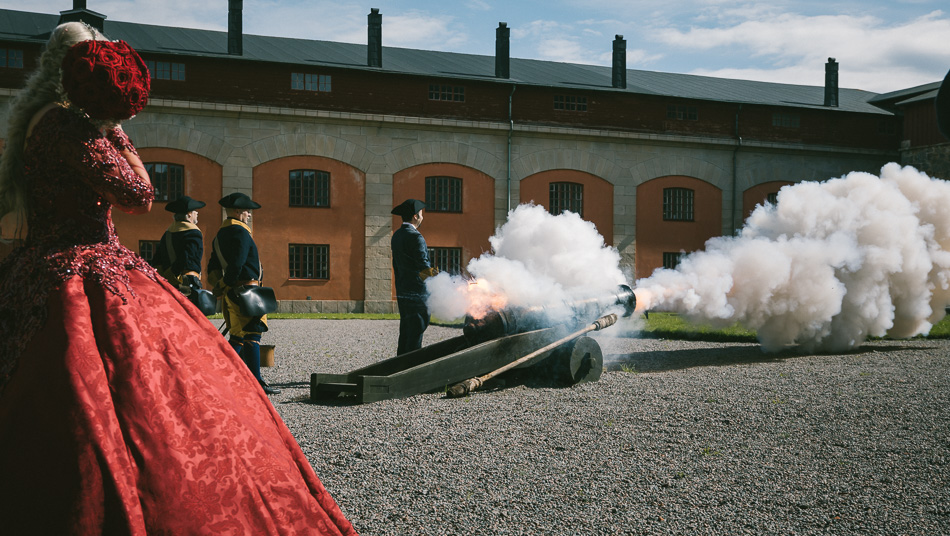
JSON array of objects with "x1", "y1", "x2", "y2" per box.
[
  {"x1": 425, "y1": 176, "x2": 462, "y2": 213},
  {"x1": 289, "y1": 244, "x2": 329, "y2": 279},
  {"x1": 145, "y1": 163, "x2": 184, "y2": 203},
  {"x1": 289, "y1": 170, "x2": 330, "y2": 207},
  {"x1": 428, "y1": 84, "x2": 465, "y2": 101},
  {"x1": 291, "y1": 73, "x2": 332, "y2": 92},
  {"x1": 663, "y1": 187, "x2": 694, "y2": 221},
  {"x1": 428, "y1": 247, "x2": 462, "y2": 275},
  {"x1": 0, "y1": 48, "x2": 24, "y2": 68},
  {"x1": 662, "y1": 252, "x2": 682, "y2": 269},
  {"x1": 139, "y1": 240, "x2": 160, "y2": 263},
  {"x1": 145, "y1": 60, "x2": 185, "y2": 81},
  {"x1": 549, "y1": 182, "x2": 583, "y2": 217},
  {"x1": 554, "y1": 95, "x2": 587, "y2": 111},
  {"x1": 666, "y1": 104, "x2": 698, "y2": 121}
]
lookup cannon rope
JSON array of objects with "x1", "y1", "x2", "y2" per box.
[{"x1": 447, "y1": 313, "x2": 617, "y2": 398}]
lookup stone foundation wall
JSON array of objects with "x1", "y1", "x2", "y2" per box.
[{"x1": 902, "y1": 143, "x2": 950, "y2": 180}]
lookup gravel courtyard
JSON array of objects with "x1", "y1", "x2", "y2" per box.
[{"x1": 258, "y1": 319, "x2": 949, "y2": 536}]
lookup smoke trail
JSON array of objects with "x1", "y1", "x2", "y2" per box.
[
  {"x1": 426, "y1": 204, "x2": 629, "y2": 323},
  {"x1": 635, "y1": 163, "x2": 950, "y2": 352}
]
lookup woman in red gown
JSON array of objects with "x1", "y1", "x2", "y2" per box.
[{"x1": 0, "y1": 22, "x2": 357, "y2": 535}]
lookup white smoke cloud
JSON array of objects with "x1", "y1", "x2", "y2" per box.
[
  {"x1": 635, "y1": 163, "x2": 950, "y2": 352},
  {"x1": 426, "y1": 204, "x2": 629, "y2": 322}
]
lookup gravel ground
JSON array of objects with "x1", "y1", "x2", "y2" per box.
[{"x1": 258, "y1": 319, "x2": 950, "y2": 536}]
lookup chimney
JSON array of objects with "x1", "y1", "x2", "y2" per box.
[
  {"x1": 612, "y1": 35, "x2": 626, "y2": 89},
  {"x1": 495, "y1": 22, "x2": 510, "y2": 79},
  {"x1": 58, "y1": 0, "x2": 106, "y2": 33},
  {"x1": 228, "y1": 0, "x2": 243, "y2": 56},
  {"x1": 824, "y1": 57, "x2": 838, "y2": 107},
  {"x1": 368, "y1": 8, "x2": 382, "y2": 68}
]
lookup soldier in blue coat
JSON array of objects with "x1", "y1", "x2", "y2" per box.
[
  {"x1": 208, "y1": 192, "x2": 279, "y2": 394},
  {"x1": 150, "y1": 195, "x2": 205, "y2": 291},
  {"x1": 391, "y1": 199, "x2": 439, "y2": 355}
]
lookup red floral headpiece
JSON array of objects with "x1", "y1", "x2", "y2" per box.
[{"x1": 61, "y1": 40, "x2": 150, "y2": 120}]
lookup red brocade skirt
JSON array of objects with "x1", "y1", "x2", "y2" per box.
[{"x1": 0, "y1": 271, "x2": 356, "y2": 535}]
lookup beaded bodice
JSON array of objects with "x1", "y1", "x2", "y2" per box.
[{"x1": 0, "y1": 106, "x2": 157, "y2": 391}]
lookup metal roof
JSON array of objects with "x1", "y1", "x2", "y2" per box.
[
  {"x1": 894, "y1": 89, "x2": 940, "y2": 107},
  {"x1": 0, "y1": 7, "x2": 891, "y2": 115}
]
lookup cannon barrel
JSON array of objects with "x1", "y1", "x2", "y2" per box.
[{"x1": 463, "y1": 284, "x2": 636, "y2": 345}]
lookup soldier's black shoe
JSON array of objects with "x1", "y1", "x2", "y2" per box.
[{"x1": 260, "y1": 380, "x2": 281, "y2": 395}]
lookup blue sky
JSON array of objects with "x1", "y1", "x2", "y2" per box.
[{"x1": 8, "y1": 0, "x2": 950, "y2": 94}]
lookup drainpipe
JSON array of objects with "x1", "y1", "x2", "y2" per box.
[
  {"x1": 507, "y1": 84, "x2": 517, "y2": 213},
  {"x1": 732, "y1": 104, "x2": 743, "y2": 234}
]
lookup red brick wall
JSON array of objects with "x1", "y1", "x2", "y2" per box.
[
  {"x1": 391, "y1": 163, "x2": 495, "y2": 297},
  {"x1": 743, "y1": 181, "x2": 793, "y2": 221},
  {"x1": 635, "y1": 176, "x2": 722, "y2": 279},
  {"x1": 519, "y1": 170, "x2": 614, "y2": 245},
  {"x1": 112, "y1": 148, "x2": 222, "y2": 286},
  {"x1": 252, "y1": 156, "x2": 366, "y2": 301}
]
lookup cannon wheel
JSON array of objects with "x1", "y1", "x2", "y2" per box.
[{"x1": 566, "y1": 336, "x2": 603, "y2": 384}]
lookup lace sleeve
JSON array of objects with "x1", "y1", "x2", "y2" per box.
[
  {"x1": 79, "y1": 127, "x2": 154, "y2": 209},
  {"x1": 105, "y1": 126, "x2": 136, "y2": 155}
]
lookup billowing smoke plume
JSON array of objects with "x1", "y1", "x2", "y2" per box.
[
  {"x1": 425, "y1": 204, "x2": 629, "y2": 324},
  {"x1": 635, "y1": 163, "x2": 950, "y2": 352}
]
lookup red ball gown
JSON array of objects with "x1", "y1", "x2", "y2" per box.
[{"x1": 0, "y1": 107, "x2": 357, "y2": 535}]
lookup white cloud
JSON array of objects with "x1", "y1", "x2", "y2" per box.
[
  {"x1": 466, "y1": 0, "x2": 493, "y2": 12},
  {"x1": 651, "y1": 10, "x2": 950, "y2": 92},
  {"x1": 385, "y1": 12, "x2": 470, "y2": 50}
]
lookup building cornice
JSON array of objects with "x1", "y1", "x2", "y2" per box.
[{"x1": 0, "y1": 89, "x2": 896, "y2": 158}]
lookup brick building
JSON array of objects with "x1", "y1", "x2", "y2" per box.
[{"x1": 0, "y1": 2, "x2": 944, "y2": 313}]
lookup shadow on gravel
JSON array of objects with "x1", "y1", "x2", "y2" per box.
[{"x1": 605, "y1": 342, "x2": 937, "y2": 373}]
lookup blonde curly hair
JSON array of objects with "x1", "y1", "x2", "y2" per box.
[{"x1": 0, "y1": 22, "x2": 106, "y2": 227}]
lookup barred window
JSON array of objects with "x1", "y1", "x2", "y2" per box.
[
  {"x1": 549, "y1": 182, "x2": 583, "y2": 217},
  {"x1": 554, "y1": 95, "x2": 587, "y2": 112},
  {"x1": 146, "y1": 163, "x2": 184, "y2": 202},
  {"x1": 291, "y1": 73, "x2": 332, "y2": 92},
  {"x1": 145, "y1": 60, "x2": 185, "y2": 81},
  {"x1": 766, "y1": 192, "x2": 778, "y2": 205},
  {"x1": 662, "y1": 252, "x2": 682, "y2": 270},
  {"x1": 289, "y1": 244, "x2": 329, "y2": 279},
  {"x1": 663, "y1": 187, "x2": 694, "y2": 221},
  {"x1": 139, "y1": 240, "x2": 161, "y2": 264},
  {"x1": 0, "y1": 48, "x2": 23, "y2": 68},
  {"x1": 666, "y1": 105, "x2": 698, "y2": 121},
  {"x1": 772, "y1": 112, "x2": 800, "y2": 128},
  {"x1": 428, "y1": 84, "x2": 465, "y2": 101},
  {"x1": 428, "y1": 247, "x2": 462, "y2": 275},
  {"x1": 425, "y1": 176, "x2": 462, "y2": 213},
  {"x1": 289, "y1": 170, "x2": 330, "y2": 207}
]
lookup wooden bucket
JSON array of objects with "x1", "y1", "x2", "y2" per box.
[{"x1": 261, "y1": 344, "x2": 275, "y2": 367}]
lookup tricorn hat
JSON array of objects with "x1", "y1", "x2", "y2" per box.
[
  {"x1": 391, "y1": 198, "x2": 425, "y2": 219},
  {"x1": 937, "y1": 68, "x2": 950, "y2": 140},
  {"x1": 165, "y1": 195, "x2": 206, "y2": 213},
  {"x1": 219, "y1": 192, "x2": 261, "y2": 209}
]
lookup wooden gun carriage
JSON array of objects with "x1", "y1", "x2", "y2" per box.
[{"x1": 310, "y1": 285, "x2": 635, "y2": 404}]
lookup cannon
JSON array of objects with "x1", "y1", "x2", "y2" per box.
[{"x1": 310, "y1": 285, "x2": 636, "y2": 404}]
